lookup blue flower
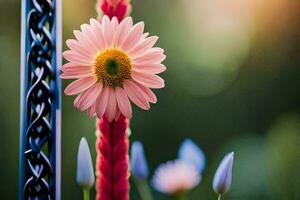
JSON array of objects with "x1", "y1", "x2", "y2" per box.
[
  {"x1": 130, "y1": 141, "x2": 149, "y2": 180},
  {"x1": 76, "y1": 138, "x2": 95, "y2": 189},
  {"x1": 178, "y1": 138, "x2": 206, "y2": 173},
  {"x1": 213, "y1": 152, "x2": 234, "y2": 195}
]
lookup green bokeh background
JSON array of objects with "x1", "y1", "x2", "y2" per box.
[{"x1": 0, "y1": 0, "x2": 299, "y2": 199}]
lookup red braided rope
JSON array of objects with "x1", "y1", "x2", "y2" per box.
[{"x1": 96, "y1": 115, "x2": 130, "y2": 200}]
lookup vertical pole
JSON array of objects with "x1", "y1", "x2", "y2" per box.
[
  {"x1": 55, "y1": 1, "x2": 62, "y2": 199},
  {"x1": 19, "y1": 0, "x2": 61, "y2": 199}
]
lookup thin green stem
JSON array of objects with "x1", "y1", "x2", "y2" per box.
[
  {"x1": 83, "y1": 188, "x2": 90, "y2": 200},
  {"x1": 134, "y1": 179, "x2": 153, "y2": 200},
  {"x1": 218, "y1": 195, "x2": 222, "y2": 200}
]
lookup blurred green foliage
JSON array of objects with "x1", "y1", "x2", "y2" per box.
[
  {"x1": 267, "y1": 114, "x2": 300, "y2": 200},
  {"x1": 0, "y1": 0, "x2": 299, "y2": 199}
]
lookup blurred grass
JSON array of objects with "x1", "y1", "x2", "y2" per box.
[{"x1": 0, "y1": 0, "x2": 299, "y2": 199}]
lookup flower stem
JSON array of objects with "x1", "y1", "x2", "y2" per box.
[
  {"x1": 218, "y1": 195, "x2": 222, "y2": 200},
  {"x1": 96, "y1": 116, "x2": 130, "y2": 200},
  {"x1": 83, "y1": 188, "x2": 90, "y2": 200},
  {"x1": 135, "y1": 179, "x2": 153, "y2": 200},
  {"x1": 176, "y1": 192, "x2": 187, "y2": 200}
]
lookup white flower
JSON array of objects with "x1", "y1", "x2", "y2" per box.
[
  {"x1": 152, "y1": 160, "x2": 201, "y2": 194},
  {"x1": 76, "y1": 138, "x2": 95, "y2": 189}
]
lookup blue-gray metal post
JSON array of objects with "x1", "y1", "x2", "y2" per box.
[{"x1": 19, "y1": 0, "x2": 61, "y2": 199}]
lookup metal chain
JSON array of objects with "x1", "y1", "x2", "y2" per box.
[{"x1": 23, "y1": 0, "x2": 56, "y2": 199}]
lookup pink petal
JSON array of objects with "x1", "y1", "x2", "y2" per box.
[
  {"x1": 88, "y1": 103, "x2": 96, "y2": 118},
  {"x1": 60, "y1": 63, "x2": 83, "y2": 71},
  {"x1": 114, "y1": 17, "x2": 133, "y2": 48},
  {"x1": 134, "y1": 81, "x2": 157, "y2": 103},
  {"x1": 122, "y1": 22, "x2": 144, "y2": 51},
  {"x1": 114, "y1": 105, "x2": 121, "y2": 121},
  {"x1": 105, "y1": 87, "x2": 117, "y2": 122},
  {"x1": 142, "y1": 33, "x2": 149, "y2": 39},
  {"x1": 80, "y1": 24, "x2": 100, "y2": 53},
  {"x1": 127, "y1": 36, "x2": 158, "y2": 57},
  {"x1": 95, "y1": 87, "x2": 110, "y2": 118},
  {"x1": 60, "y1": 66, "x2": 93, "y2": 79},
  {"x1": 131, "y1": 71, "x2": 165, "y2": 89},
  {"x1": 90, "y1": 18, "x2": 106, "y2": 50},
  {"x1": 73, "y1": 30, "x2": 98, "y2": 56},
  {"x1": 132, "y1": 47, "x2": 165, "y2": 62},
  {"x1": 73, "y1": 93, "x2": 83, "y2": 108},
  {"x1": 60, "y1": 72, "x2": 92, "y2": 79},
  {"x1": 76, "y1": 83, "x2": 103, "y2": 111},
  {"x1": 61, "y1": 65, "x2": 92, "y2": 73},
  {"x1": 123, "y1": 80, "x2": 150, "y2": 110},
  {"x1": 115, "y1": 87, "x2": 132, "y2": 119},
  {"x1": 63, "y1": 50, "x2": 92, "y2": 66},
  {"x1": 66, "y1": 39, "x2": 93, "y2": 58},
  {"x1": 132, "y1": 63, "x2": 166, "y2": 74},
  {"x1": 64, "y1": 76, "x2": 97, "y2": 95},
  {"x1": 102, "y1": 15, "x2": 118, "y2": 48},
  {"x1": 82, "y1": 24, "x2": 102, "y2": 51},
  {"x1": 111, "y1": 17, "x2": 119, "y2": 31}
]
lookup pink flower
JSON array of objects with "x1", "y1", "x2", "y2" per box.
[
  {"x1": 152, "y1": 160, "x2": 201, "y2": 194},
  {"x1": 106, "y1": 0, "x2": 122, "y2": 7},
  {"x1": 98, "y1": 0, "x2": 132, "y2": 22},
  {"x1": 61, "y1": 16, "x2": 166, "y2": 121}
]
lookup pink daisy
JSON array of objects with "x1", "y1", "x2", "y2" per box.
[
  {"x1": 61, "y1": 16, "x2": 166, "y2": 121},
  {"x1": 152, "y1": 160, "x2": 201, "y2": 194}
]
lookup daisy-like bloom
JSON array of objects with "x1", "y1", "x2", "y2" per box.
[
  {"x1": 61, "y1": 16, "x2": 166, "y2": 121},
  {"x1": 152, "y1": 160, "x2": 201, "y2": 194}
]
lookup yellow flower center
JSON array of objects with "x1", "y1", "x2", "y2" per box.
[{"x1": 94, "y1": 48, "x2": 132, "y2": 87}]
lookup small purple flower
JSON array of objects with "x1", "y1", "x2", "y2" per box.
[
  {"x1": 213, "y1": 152, "x2": 234, "y2": 195},
  {"x1": 76, "y1": 138, "x2": 95, "y2": 189},
  {"x1": 178, "y1": 138, "x2": 206, "y2": 173},
  {"x1": 130, "y1": 141, "x2": 149, "y2": 180}
]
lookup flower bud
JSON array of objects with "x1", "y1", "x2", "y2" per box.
[
  {"x1": 107, "y1": 0, "x2": 121, "y2": 7},
  {"x1": 178, "y1": 138, "x2": 206, "y2": 173},
  {"x1": 76, "y1": 138, "x2": 95, "y2": 189},
  {"x1": 213, "y1": 152, "x2": 234, "y2": 195},
  {"x1": 130, "y1": 141, "x2": 149, "y2": 180},
  {"x1": 97, "y1": 0, "x2": 132, "y2": 22}
]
